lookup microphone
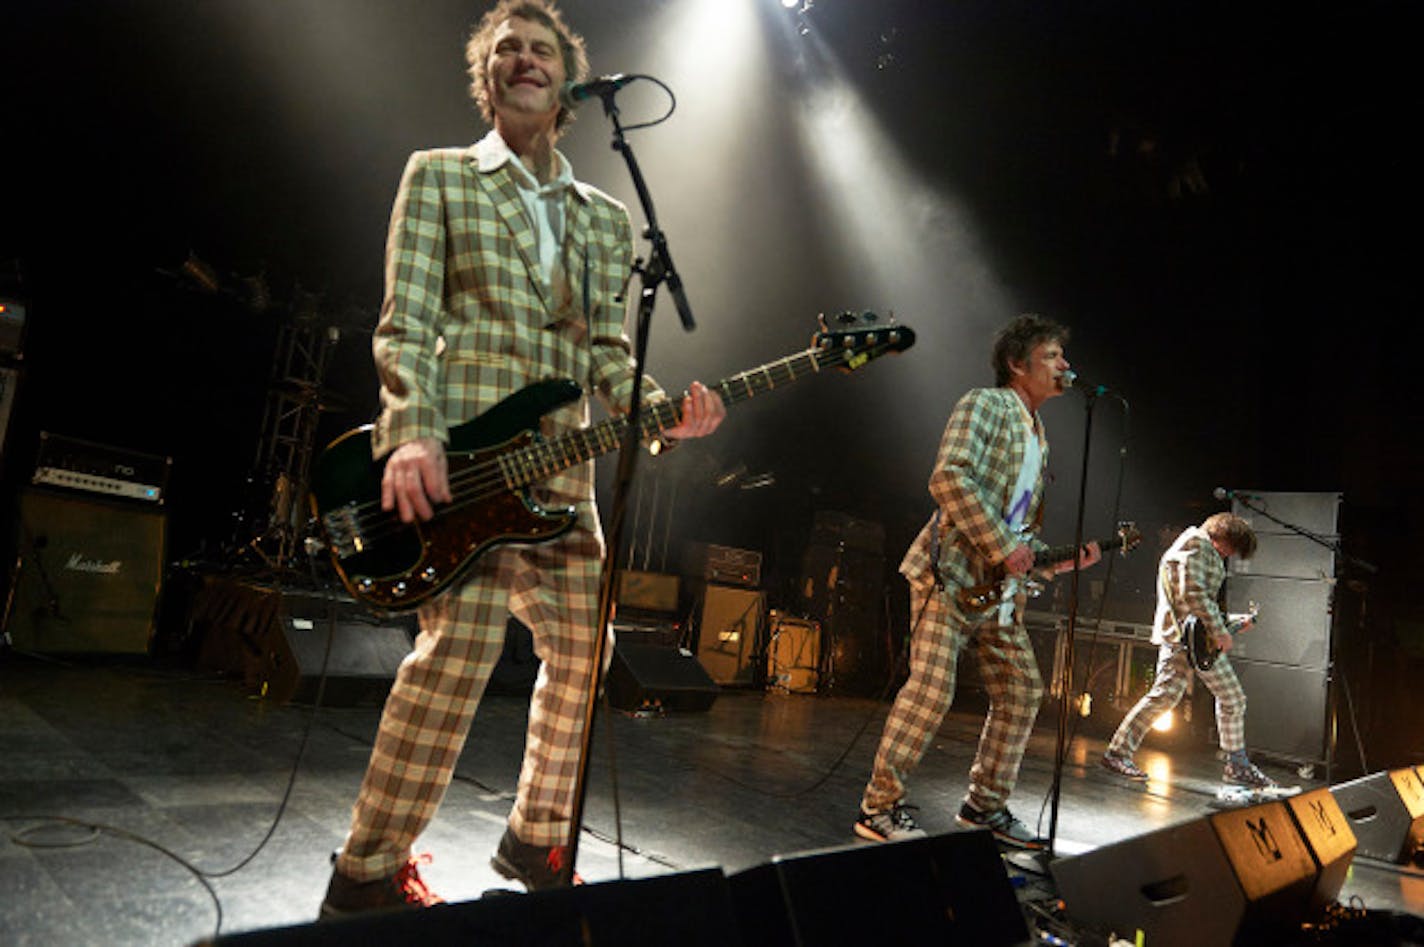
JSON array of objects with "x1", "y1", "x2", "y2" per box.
[
  {"x1": 1061, "y1": 370, "x2": 1109, "y2": 396},
  {"x1": 1213, "y1": 487, "x2": 1257, "y2": 502},
  {"x1": 559, "y1": 74, "x2": 636, "y2": 109}
]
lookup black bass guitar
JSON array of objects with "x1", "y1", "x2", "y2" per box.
[
  {"x1": 955, "y1": 522, "x2": 1142, "y2": 614},
  {"x1": 310, "y1": 315, "x2": 915, "y2": 612},
  {"x1": 1184, "y1": 602, "x2": 1258, "y2": 672}
]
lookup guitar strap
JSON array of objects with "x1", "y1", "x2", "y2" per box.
[{"x1": 929, "y1": 509, "x2": 945, "y2": 590}]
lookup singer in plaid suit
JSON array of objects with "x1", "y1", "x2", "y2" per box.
[
  {"x1": 321, "y1": 0, "x2": 724, "y2": 917},
  {"x1": 1100, "y1": 514, "x2": 1279, "y2": 789},
  {"x1": 854, "y1": 314, "x2": 1100, "y2": 850}
]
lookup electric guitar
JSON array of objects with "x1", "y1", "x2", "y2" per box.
[
  {"x1": 1184, "y1": 602, "x2": 1259, "y2": 672},
  {"x1": 309, "y1": 314, "x2": 915, "y2": 612},
  {"x1": 955, "y1": 522, "x2": 1142, "y2": 614}
]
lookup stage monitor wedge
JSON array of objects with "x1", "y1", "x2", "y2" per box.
[
  {"x1": 1329, "y1": 768, "x2": 1424, "y2": 864},
  {"x1": 729, "y1": 829, "x2": 1030, "y2": 946},
  {"x1": 204, "y1": 868, "x2": 739, "y2": 946},
  {"x1": 1051, "y1": 800, "x2": 1320, "y2": 947}
]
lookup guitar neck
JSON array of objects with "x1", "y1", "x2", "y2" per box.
[
  {"x1": 501, "y1": 343, "x2": 870, "y2": 487},
  {"x1": 1039, "y1": 533, "x2": 1126, "y2": 567}
]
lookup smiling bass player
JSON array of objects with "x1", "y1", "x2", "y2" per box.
[{"x1": 318, "y1": 0, "x2": 725, "y2": 917}]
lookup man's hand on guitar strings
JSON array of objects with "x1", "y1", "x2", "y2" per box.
[
  {"x1": 1003, "y1": 544, "x2": 1035, "y2": 577},
  {"x1": 382, "y1": 436, "x2": 452, "y2": 523},
  {"x1": 661, "y1": 380, "x2": 726, "y2": 441},
  {"x1": 1052, "y1": 541, "x2": 1103, "y2": 575}
]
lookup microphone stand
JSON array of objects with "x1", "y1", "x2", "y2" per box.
[
  {"x1": 1044, "y1": 383, "x2": 1106, "y2": 860},
  {"x1": 1228, "y1": 493, "x2": 1375, "y2": 578},
  {"x1": 561, "y1": 87, "x2": 695, "y2": 883}
]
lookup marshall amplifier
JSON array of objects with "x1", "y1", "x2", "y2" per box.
[
  {"x1": 31, "y1": 431, "x2": 172, "y2": 504},
  {"x1": 6, "y1": 487, "x2": 167, "y2": 653}
]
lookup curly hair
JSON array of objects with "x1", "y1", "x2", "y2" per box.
[
  {"x1": 464, "y1": 0, "x2": 589, "y2": 134},
  {"x1": 1203, "y1": 512, "x2": 1258, "y2": 559},
  {"x1": 990, "y1": 313, "x2": 1069, "y2": 386}
]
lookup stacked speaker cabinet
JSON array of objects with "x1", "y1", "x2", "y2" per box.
[
  {"x1": 6, "y1": 486, "x2": 166, "y2": 654},
  {"x1": 1226, "y1": 491, "x2": 1340, "y2": 770}
]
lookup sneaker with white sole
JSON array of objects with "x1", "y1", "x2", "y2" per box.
[
  {"x1": 955, "y1": 803, "x2": 1046, "y2": 850},
  {"x1": 854, "y1": 802, "x2": 927, "y2": 842},
  {"x1": 1101, "y1": 752, "x2": 1149, "y2": 781},
  {"x1": 1224, "y1": 758, "x2": 1279, "y2": 790}
]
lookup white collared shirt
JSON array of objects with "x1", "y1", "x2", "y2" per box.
[{"x1": 482, "y1": 130, "x2": 575, "y2": 284}]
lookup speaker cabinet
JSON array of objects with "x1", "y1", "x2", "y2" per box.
[
  {"x1": 1229, "y1": 660, "x2": 1329, "y2": 762},
  {"x1": 696, "y1": 584, "x2": 764, "y2": 685},
  {"x1": 1329, "y1": 768, "x2": 1424, "y2": 864},
  {"x1": 766, "y1": 610, "x2": 819, "y2": 694},
  {"x1": 606, "y1": 639, "x2": 718, "y2": 713},
  {"x1": 191, "y1": 578, "x2": 412, "y2": 707},
  {"x1": 728, "y1": 830, "x2": 1030, "y2": 946},
  {"x1": 7, "y1": 487, "x2": 166, "y2": 653},
  {"x1": 1051, "y1": 801, "x2": 1320, "y2": 946},
  {"x1": 616, "y1": 570, "x2": 679, "y2": 615},
  {"x1": 206, "y1": 868, "x2": 738, "y2": 946},
  {"x1": 1223, "y1": 574, "x2": 1332, "y2": 667}
]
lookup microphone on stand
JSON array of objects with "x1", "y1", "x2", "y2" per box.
[
  {"x1": 560, "y1": 74, "x2": 637, "y2": 109},
  {"x1": 1213, "y1": 487, "x2": 1257, "y2": 502},
  {"x1": 1061, "y1": 370, "x2": 1109, "y2": 396}
]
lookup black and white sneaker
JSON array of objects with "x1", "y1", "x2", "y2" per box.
[
  {"x1": 1224, "y1": 758, "x2": 1279, "y2": 790},
  {"x1": 955, "y1": 803, "x2": 1046, "y2": 851},
  {"x1": 854, "y1": 802, "x2": 927, "y2": 842}
]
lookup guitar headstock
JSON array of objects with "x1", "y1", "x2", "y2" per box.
[
  {"x1": 812, "y1": 311, "x2": 916, "y2": 372},
  {"x1": 1115, "y1": 521, "x2": 1143, "y2": 554}
]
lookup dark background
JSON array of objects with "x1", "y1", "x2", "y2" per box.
[{"x1": 1, "y1": 1, "x2": 1419, "y2": 766}]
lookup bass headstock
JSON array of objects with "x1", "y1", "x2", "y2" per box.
[
  {"x1": 1115, "y1": 521, "x2": 1143, "y2": 554},
  {"x1": 812, "y1": 310, "x2": 916, "y2": 373}
]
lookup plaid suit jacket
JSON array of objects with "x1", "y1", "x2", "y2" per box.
[
  {"x1": 900, "y1": 386, "x2": 1049, "y2": 592},
  {"x1": 1153, "y1": 525, "x2": 1228, "y2": 645},
  {"x1": 370, "y1": 132, "x2": 661, "y2": 503}
]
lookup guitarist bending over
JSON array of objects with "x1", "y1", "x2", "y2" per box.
[
  {"x1": 320, "y1": 0, "x2": 724, "y2": 918},
  {"x1": 854, "y1": 314, "x2": 1101, "y2": 850},
  {"x1": 1101, "y1": 513, "x2": 1279, "y2": 789}
]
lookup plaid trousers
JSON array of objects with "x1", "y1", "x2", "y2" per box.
[
  {"x1": 1107, "y1": 642, "x2": 1247, "y2": 756},
  {"x1": 862, "y1": 580, "x2": 1044, "y2": 814},
  {"x1": 336, "y1": 517, "x2": 607, "y2": 882}
]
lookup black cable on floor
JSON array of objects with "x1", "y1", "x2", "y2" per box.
[{"x1": 0, "y1": 559, "x2": 344, "y2": 944}]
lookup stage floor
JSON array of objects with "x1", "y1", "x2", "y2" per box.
[{"x1": 2, "y1": 650, "x2": 1421, "y2": 945}]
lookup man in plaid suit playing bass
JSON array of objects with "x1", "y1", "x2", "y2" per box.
[
  {"x1": 855, "y1": 314, "x2": 1101, "y2": 850},
  {"x1": 320, "y1": 0, "x2": 724, "y2": 916}
]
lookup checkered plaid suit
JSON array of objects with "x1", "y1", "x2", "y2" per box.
[
  {"x1": 1107, "y1": 526, "x2": 1248, "y2": 755},
  {"x1": 863, "y1": 386, "x2": 1053, "y2": 815},
  {"x1": 338, "y1": 133, "x2": 665, "y2": 882}
]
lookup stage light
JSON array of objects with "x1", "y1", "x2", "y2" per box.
[
  {"x1": 1152, "y1": 709, "x2": 1174, "y2": 733},
  {"x1": 780, "y1": 0, "x2": 798, "y2": 7}
]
